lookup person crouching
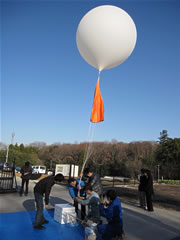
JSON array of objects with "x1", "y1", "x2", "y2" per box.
[
  {"x1": 97, "y1": 189, "x2": 124, "y2": 240},
  {"x1": 77, "y1": 184, "x2": 100, "y2": 224}
]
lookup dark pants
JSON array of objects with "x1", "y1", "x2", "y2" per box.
[
  {"x1": 146, "y1": 192, "x2": 153, "y2": 211},
  {"x1": 34, "y1": 191, "x2": 46, "y2": 227},
  {"x1": 139, "y1": 191, "x2": 146, "y2": 208},
  {"x1": 20, "y1": 179, "x2": 29, "y2": 194},
  {"x1": 97, "y1": 223, "x2": 123, "y2": 240},
  {"x1": 74, "y1": 200, "x2": 86, "y2": 220}
]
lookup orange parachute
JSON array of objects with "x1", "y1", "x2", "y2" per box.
[{"x1": 90, "y1": 79, "x2": 104, "y2": 123}]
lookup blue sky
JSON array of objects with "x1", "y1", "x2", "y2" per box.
[{"x1": 1, "y1": 0, "x2": 180, "y2": 145}]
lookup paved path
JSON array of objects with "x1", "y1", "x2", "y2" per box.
[{"x1": 0, "y1": 177, "x2": 180, "y2": 240}]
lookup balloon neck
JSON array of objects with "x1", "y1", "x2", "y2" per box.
[{"x1": 98, "y1": 70, "x2": 102, "y2": 79}]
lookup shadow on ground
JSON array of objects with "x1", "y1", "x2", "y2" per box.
[
  {"x1": 23, "y1": 196, "x2": 70, "y2": 211},
  {"x1": 22, "y1": 196, "x2": 71, "y2": 226}
]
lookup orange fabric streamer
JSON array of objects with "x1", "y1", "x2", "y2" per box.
[{"x1": 90, "y1": 79, "x2": 104, "y2": 123}]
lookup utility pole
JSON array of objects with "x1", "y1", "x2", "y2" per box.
[
  {"x1": 50, "y1": 160, "x2": 52, "y2": 169},
  {"x1": 11, "y1": 132, "x2": 15, "y2": 145},
  {"x1": 5, "y1": 132, "x2": 15, "y2": 163},
  {"x1": 157, "y1": 164, "x2": 160, "y2": 183}
]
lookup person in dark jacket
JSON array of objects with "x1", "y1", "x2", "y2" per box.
[
  {"x1": 144, "y1": 169, "x2": 154, "y2": 212},
  {"x1": 68, "y1": 177, "x2": 86, "y2": 220},
  {"x1": 77, "y1": 184, "x2": 100, "y2": 223},
  {"x1": 20, "y1": 161, "x2": 32, "y2": 196},
  {"x1": 138, "y1": 168, "x2": 147, "y2": 209},
  {"x1": 33, "y1": 173, "x2": 64, "y2": 230},
  {"x1": 84, "y1": 168, "x2": 103, "y2": 197},
  {"x1": 97, "y1": 189, "x2": 124, "y2": 240}
]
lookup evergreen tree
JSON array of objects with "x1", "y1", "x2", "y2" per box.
[{"x1": 158, "y1": 130, "x2": 168, "y2": 145}]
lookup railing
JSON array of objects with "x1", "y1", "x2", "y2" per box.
[{"x1": 0, "y1": 165, "x2": 17, "y2": 193}]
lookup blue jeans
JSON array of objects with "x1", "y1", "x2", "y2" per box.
[{"x1": 34, "y1": 191, "x2": 46, "y2": 226}]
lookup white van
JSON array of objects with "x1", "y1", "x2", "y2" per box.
[
  {"x1": 32, "y1": 165, "x2": 46, "y2": 174},
  {"x1": 55, "y1": 164, "x2": 79, "y2": 177}
]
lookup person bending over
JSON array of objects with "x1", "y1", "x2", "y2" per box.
[
  {"x1": 33, "y1": 173, "x2": 64, "y2": 230},
  {"x1": 84, "y1": 167, "x2": 103, "y2": 197},
  {"x1": 68, "y1": 177, "x2": 86, "y2": 220}
]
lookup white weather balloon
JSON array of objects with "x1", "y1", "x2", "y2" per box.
[{"x1": 76, "y1": 5, "x2": 137, "y2": 71}]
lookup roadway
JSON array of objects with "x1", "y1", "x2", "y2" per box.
[{"x1": 0, "y1": 177, "x2": 180, "y2": 240}]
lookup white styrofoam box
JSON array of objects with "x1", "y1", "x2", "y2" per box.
[
  {"x1": 54, "y1": 204, "x2": 75, "y2": 215},
  {"x1": 54, "y1": 204, "x2": 76, "y2": 224}
]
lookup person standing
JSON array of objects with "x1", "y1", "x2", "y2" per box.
[
  {"x1": 20, "y1": 161, "x2": 32, "y2": 196},
  {"x1": 68, "y1": 177, "x2": 86, "y2": 220},
  {"x1": 144, "y1": 169, "x2": 154, "y2": 212},
  {"x1": 84, "y1": 168, "x2": 104, "y2": 197},
  {"x1": 33, "y1": 173, "x2": 64, "y2": 230},
  {"x1": 138, "y1": 168, "x2": 147, "y2": 210}
]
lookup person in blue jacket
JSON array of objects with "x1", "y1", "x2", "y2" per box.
[
  {"x1": 68, "y1": 177, "x2": 86, "y2": 220},
  {"x1": 97, "y1": 189, "x2": 124, "y2": 240}
]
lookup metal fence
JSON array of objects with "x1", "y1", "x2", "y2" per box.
[{"x1": 0, "y1": 164, "x2": 17, "y2": 193}]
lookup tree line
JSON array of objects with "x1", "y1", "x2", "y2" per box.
[{"x1": 0, "y1": 130, "x2": 179, "y2": 180}]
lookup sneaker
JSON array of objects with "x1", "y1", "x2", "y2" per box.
[
  {"x1": 34, "y1": 225, "x2": 46, "y2": 230},
  {"x1": 43, "y1": 220, "x2": 49, "y2": 224}
]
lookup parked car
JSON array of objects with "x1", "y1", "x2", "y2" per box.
[
  {"x1": 32, "y1": 165, "x2": 46, "y2": 174},
  {"x1": 3, "y1": 162, "x2": 13, "y2": 171},
  {"x1": 15, "y1": 167, "x2": 21, "y2": 173},
  {"x1": 0, "y1": 162, "x2": 4, "y2": 170},
  {"x1": 47, "y1": 169, "x2": 55, "y2": 175}
]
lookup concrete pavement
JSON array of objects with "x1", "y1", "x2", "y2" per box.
[{"x1": 0, "y1": 177, "x2": 180, "y2": 240}]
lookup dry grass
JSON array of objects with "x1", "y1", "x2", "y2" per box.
[
  {"x1": 16, "y1": 173, "x2": 180, "y2": 211},
  {"x1": 104, "y1": 184, "x2": 180, "y2": 211}
]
